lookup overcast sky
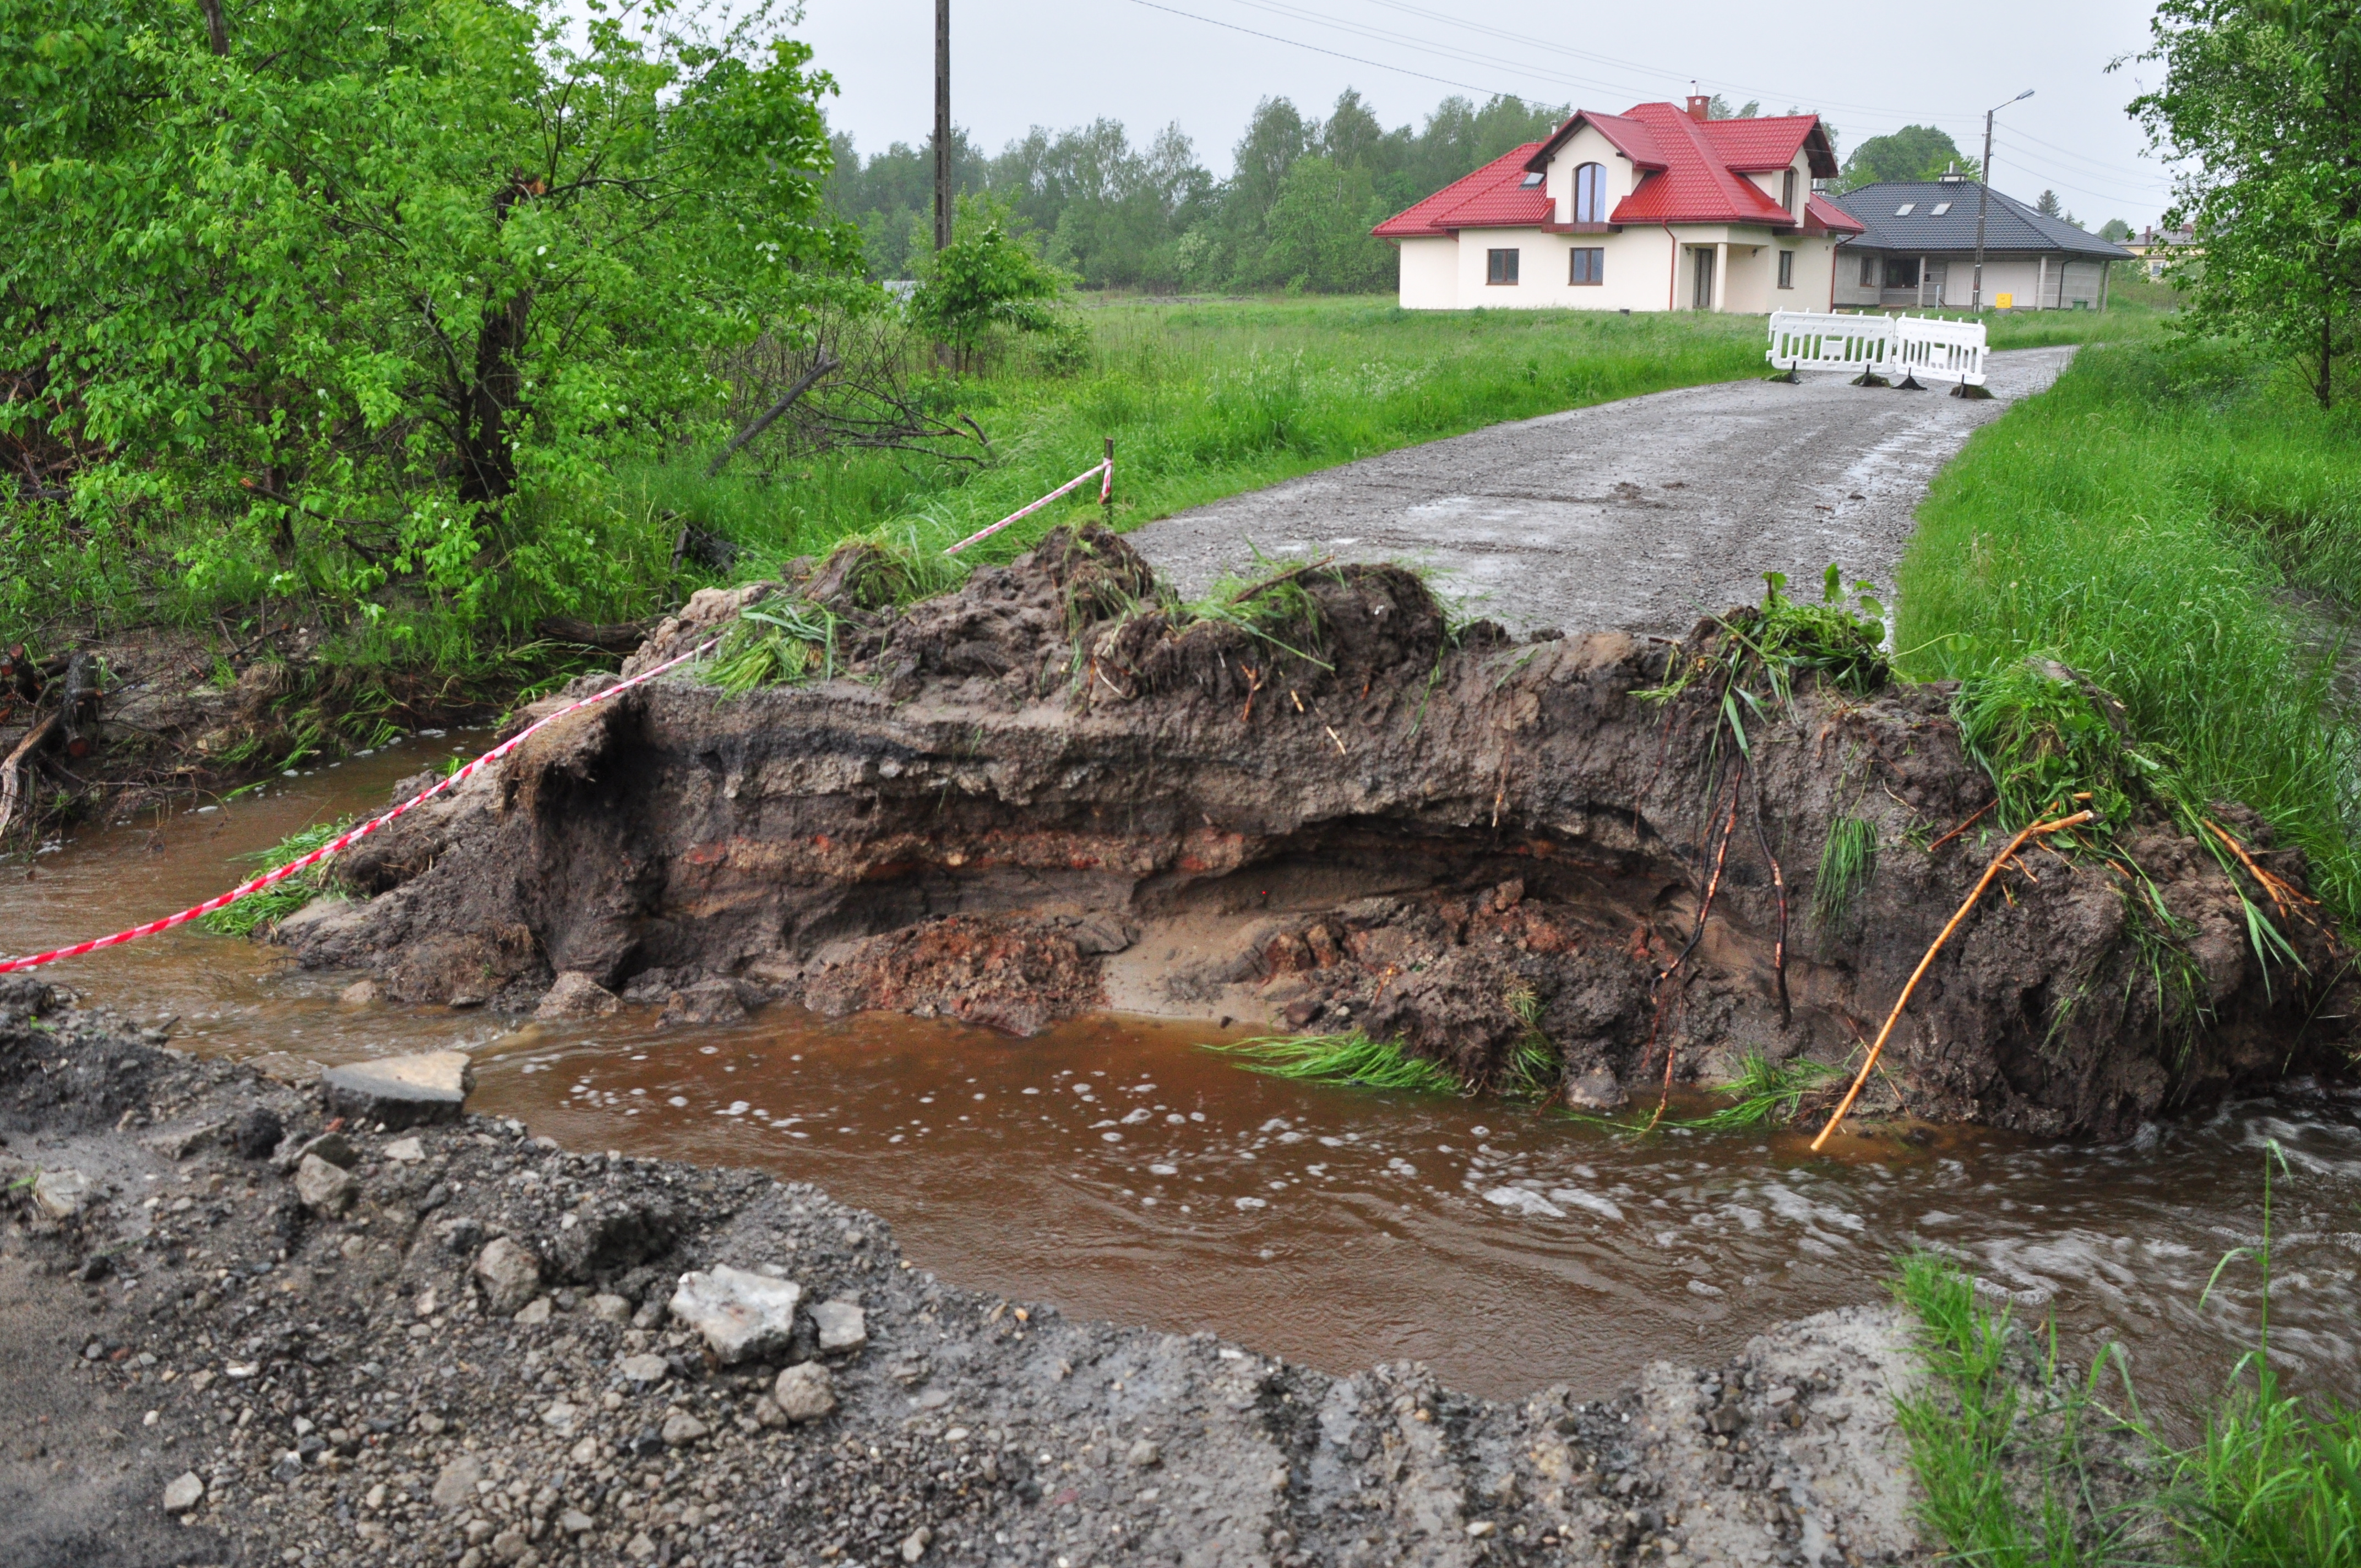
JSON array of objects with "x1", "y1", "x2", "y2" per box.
[{"x1": 791, "y1": 0, "x2": 2173, "y2": 226}]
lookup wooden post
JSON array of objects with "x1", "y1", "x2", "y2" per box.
[{"x1": 933, "y1": 0, "x2": 951, "y2": 252}]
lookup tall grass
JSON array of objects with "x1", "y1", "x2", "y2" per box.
[
  {"x1": 1890, "y1": 1149, "x2": 2361, "y2": 1567},
  {"x1": 1895, "y1": 335, "x2": 2361, "y2": 924},
  {"x1": 1205, "y1": 1030, "x2": 1462, "y2": 1095},
  {"x1": 196, "y1": 819, "x2": 353, "y2": 937}
]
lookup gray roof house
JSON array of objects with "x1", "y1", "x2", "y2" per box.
[{"x1": 1829, "y1": 176, "x2": 2134, "y2": 311}]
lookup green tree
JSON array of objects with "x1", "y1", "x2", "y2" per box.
[
  {"x1": 0, "y1": 0, "x2": 850, "y2": 622},
  {"x1": 2037, "y1": 188, "x2": 2064, "y2": 215},
  {"x1": 1249, "y1": 156, "x2": 1394, "y2": 293},
  {"x1": 1837, "y1": 125, "x2": 1976, "y2": 190},
  {"x1": 2099, "y1": 217, "x2": 2136, "y2": 241},
  {"x1": 2130, "y1": 0, "x2": 2361, "y2": 407},
  {"x1": 908, "y1": 200, "x2": 1076, "y2": 368}
]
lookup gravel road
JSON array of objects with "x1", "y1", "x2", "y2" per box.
[{"x1": 1131, "y1": 348, "x2": 2076, "y2": 635}]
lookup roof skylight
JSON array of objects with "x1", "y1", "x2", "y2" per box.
[
  {"x1": 1931, "y1": 201, "x2": 1952, "y2": 215},
  {"x1": 1895, "y1": 203, "x2": 1916, "y2": 215},
  {"x1": 1520, "y1": 172, "x2": 1544, "y2": 188}
]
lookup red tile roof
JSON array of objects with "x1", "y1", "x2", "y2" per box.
[{"x1": 1373, "y1": 102, "x2": 1849, "y2": 239}]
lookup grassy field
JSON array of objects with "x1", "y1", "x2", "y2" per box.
[{"x1": 1893, "y1": 329, "x2": 2361, "y2": 923}]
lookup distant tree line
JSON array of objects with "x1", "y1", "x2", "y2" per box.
[{"x1": 826, "y1": 90, "x2": 1567, "y2": 293}]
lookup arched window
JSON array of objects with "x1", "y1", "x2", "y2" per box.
[{"x1": 1573, "y1": 162, "x2": 1607, "y2": 224}]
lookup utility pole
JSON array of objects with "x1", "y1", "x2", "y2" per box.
[
  {"x1": 1970, "y1": 89, "x2": 2033, "y2": 313},
  {"x1": 933, "y1": 0, "x2": 951, "y2": 252}
]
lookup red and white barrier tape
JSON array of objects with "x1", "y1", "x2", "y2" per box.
[
  {"x1": 942, "y1": 458, "x2": 1112, "y2": 557},
  {"x1": 0, "y1": 638, "x2": 719, "y2": 976}
]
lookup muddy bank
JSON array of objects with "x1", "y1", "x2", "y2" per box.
[
  {"x1": 280, "y1": 527, "x2": 2348, "y2": 1139},
  {"x1": 0, "y1": 985, "x2": 1966, "y2": 1568}
]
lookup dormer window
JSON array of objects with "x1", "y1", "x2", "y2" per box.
[
  {"x1": 1895, "y1": 203, "x2": 1916, "y2": 215},
  {"x1": 1520, "y1": 171, "x2": 1544, "y2": 189},
  {"x1": 1931, "y1": 201, "x2": 1952, "y2": 215},
  {"x1": 1781, "y1": 168, "x2": 1797, "y2": 214}
]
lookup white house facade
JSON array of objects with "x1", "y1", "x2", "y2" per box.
[{"x1": 1374, "y1": 97, "x2": 1862, "y2": 313}]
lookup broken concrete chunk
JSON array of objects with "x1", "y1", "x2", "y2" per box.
[
  {"x1": 473, "y1": 1236, "x2": 542, "y2": 1316},
  {"x1": 161, "y1": 1472, "x2": 204, "y2": 1514},
  {"x1": 812, "y1": 1298, "x2": 867, "y2": 1354},
  {"x1": 31, "y1": 1168, "x2": 94, "y2": 1219},
  {"x1": 772, "y1": 1360, "x2": 837, "y2": 1423},
  {"x1": 668, "y1": 1264, "x2": 801, "y2": 1364},
  {"x1": 295, "y1": 1152, "x2": 357, "y2": 1215},
  {"x1": 319, "y1": 1050, "x2": 474, "y2": 1130},
  {"x1": 537, "y1": 971, "x2": 623, "y2": 1019}
]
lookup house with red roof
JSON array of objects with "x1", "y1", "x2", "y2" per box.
[{"x1": 1372, "y1": 96, "x2": 1862, "y2": 313}]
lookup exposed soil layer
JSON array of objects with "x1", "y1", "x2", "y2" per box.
[
  {"x1": 1, "y1": 986, "x2": 1954, "y2": 1568},
  {"x1": 282, "y1": 527, "x2": 2349, "y2": 1139}
]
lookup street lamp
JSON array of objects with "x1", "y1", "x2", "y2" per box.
[{"x1": 1971, "y1": 90, "x2": 2034, "y2": 313}]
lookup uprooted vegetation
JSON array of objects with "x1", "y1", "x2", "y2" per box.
[{"x1": 274, "y1": 525, "x2": 2354, "y2": 1140}]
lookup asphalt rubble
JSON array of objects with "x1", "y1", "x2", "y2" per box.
[{"x1": 2, "y1": 978, "x2": 1966, "y2": 1568}]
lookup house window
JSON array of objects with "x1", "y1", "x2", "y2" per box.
[
  {"x1": 1569, "y1": 247, "x2": 1604, "y2": 285},
  {"x1": 1487, "y1": 248, "x2": 1520, "y2": 285},
  {"x1": 1519, "y1": 171, "x2": 1544, "y2": 188},
  {"x1": 1883, "y1": 257, "x2": 1921, "y2": 288},
  {"x1": 1777, "y1": 249, "x2": 1794, "y2": 288},
  {"x1": 1860, "y1": 254, "x2": 1877, "y2": 287},
  {"x1": 1573, "y1": 162, "x2": 1607, "y2": 224},
  {"x1": 1781, "y1": 168, "x2": 1798, "y2": 215}
]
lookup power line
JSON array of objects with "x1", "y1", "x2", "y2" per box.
[{"x1": 1120, "y1": 0, "x2": 1516, "y2": 100}]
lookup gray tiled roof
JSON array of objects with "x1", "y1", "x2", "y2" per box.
[{"x1": 1830, "y1": 181, "x2": 2134, "y2": 259}]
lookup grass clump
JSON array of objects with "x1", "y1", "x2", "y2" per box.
[
  {"x1": 1206, "y1": 1031, "x2": 1462, "y2": 1096},
  {"x1": 1954, "y1": 661, "x2": 2158, "y2": 846},
  {"x1": 1674, "y1": 1052, "x2": 1839, "y2": 1130},
  {"x1": 1814, "y1": 815, "x2": 1879, "y2": 931},
  {"x1": 198, "y1": 820, "x2": 354, "y2": 937},
  {"x1": 1640, "y1": 564, "x2": 1891, "y2": 723},
  {"x1": 700, "y1": 603, "x2": 843, "y2": 695},
  {"x1": 1888, "y1": 1251, "x2": 2145, "y2": 1565}
]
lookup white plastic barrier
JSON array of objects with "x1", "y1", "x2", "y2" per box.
[
  {"x1": 1766, "y1": 310, "x2": 1988, "y2": 389},
  {"x1": 1766, "y1": 311, "x2": 1894, "y2": 379},
  {"x1": 1886, "y1": 313, "x2": 1988, "y2": 388}
]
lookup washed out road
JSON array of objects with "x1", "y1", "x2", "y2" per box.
[{"x1": 1131, "y1": 346, "x2": 2076, "y2": 634}]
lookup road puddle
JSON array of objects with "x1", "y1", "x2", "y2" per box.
[{"x1": 5, "y1": 739, "x2": 2358, "y2": 1415}]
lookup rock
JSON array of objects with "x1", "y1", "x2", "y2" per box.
[
  {"x1": 31, "y1": 1168, "x2": 94, "y2": 1219},
  {"x1": 537, "y1": 971, "x2": 622, "y2": 1019},
  {"x1": 384, "y1": 1135, "x2": 426, "y2": 1163},
  {"x1": 568, "y1": 1436, "x2": 600, "y2": 1467},
  {"x1": 1127, "y1": 1439, "x2": 1161, "y2": 1470},
  {"x1": 230, "y1": 1105, "x2": 284, "y2": 1159},
  {"x1": 296, "y1": 1152, "x2": 357, "y2": 1215},
  {"x1": 515, "y1": 1296, "x2": 552, "y2": 1326},
  {"x1": 619, "y1": 1353, "x2": 670, "y2": 1387},
  {"x1": 490, "y1": 1528, "x2": 530, "y2": 1562},
  {"x1": 432, "y1": 1455, "x2": 485, "y2": 1509},
  {"x1": 244, "y1": 1052, "x2": 322, "y2": 1088},
  {"x1": 660, "y1": 1410, "x2": 709, "y2": 1447},
  {"x1": 551, "y1": 1197, "x2": 676, "y2": 1281},
  {"x1": 657, "y1": 978, "x2": 757, "y2": 1028},
  {"x1": 339, "y1": 978, "x2": 383, "y2": 1006},
  {"x1": 773, "y1": 1362, "x2": 837, "y2": 1423},
  {"x1": 813, "y1": 1297, "x2": 867, "y2": 1354},
  {"x1": 1564, "y1": 1068, "x2": 1629, "y2": 1113},
  {"x1": 900, "y1": 1525, "x2": 933, "y2": 1562},
  {"x1": 590, "y1": 1293, "x2": 633, "y2": 1324},
  {"x1": 277, "y1": 896, "x2": 363, "y2": 941},
  {"x1": 558, "y1": 1510, "x2": 595, "y2": 1536},
  {"x1": 624, "y1": 1534, "x2": 657, "y2": 1562},
  {"x1": 474, "y1": 1236, "x2": 542, "y2": 1316},
  {"x1": 319, "y1": 1049, "x2": 475, "y2": 1130},
  {"x1": 668, "y1": 1264, "x2": 801, "y2": 1364},
  {"x1": 142, "y1": 1121, "x2": 222, "y2": 1161},
  {"x1": 161, "y1": 1472, "x2": 204, "y2": 1514},
  {"x1": 274, "y1": 1130, "x2": 356, "y2": 1172}
]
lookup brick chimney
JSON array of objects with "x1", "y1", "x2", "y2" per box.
[{"x1": 1686, "y1": 94, "x2": 1712, "y2": 122}]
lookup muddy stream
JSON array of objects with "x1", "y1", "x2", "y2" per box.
[{"x1": 7, "y1": 737, "x2": 2359, "y2": 1428}]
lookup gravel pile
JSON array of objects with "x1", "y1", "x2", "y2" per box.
[{"x1": 2, "y1": 978, "x2": 1930, "y2": 1566}]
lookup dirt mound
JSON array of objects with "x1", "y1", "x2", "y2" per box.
[{"x1": 280, "y1": 526, "x2": 2351, "y2": 1139}]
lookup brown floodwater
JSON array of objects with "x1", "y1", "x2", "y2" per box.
[{"x1": 6, "y1": 736, "x2": 2360, "y2": 1423}]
